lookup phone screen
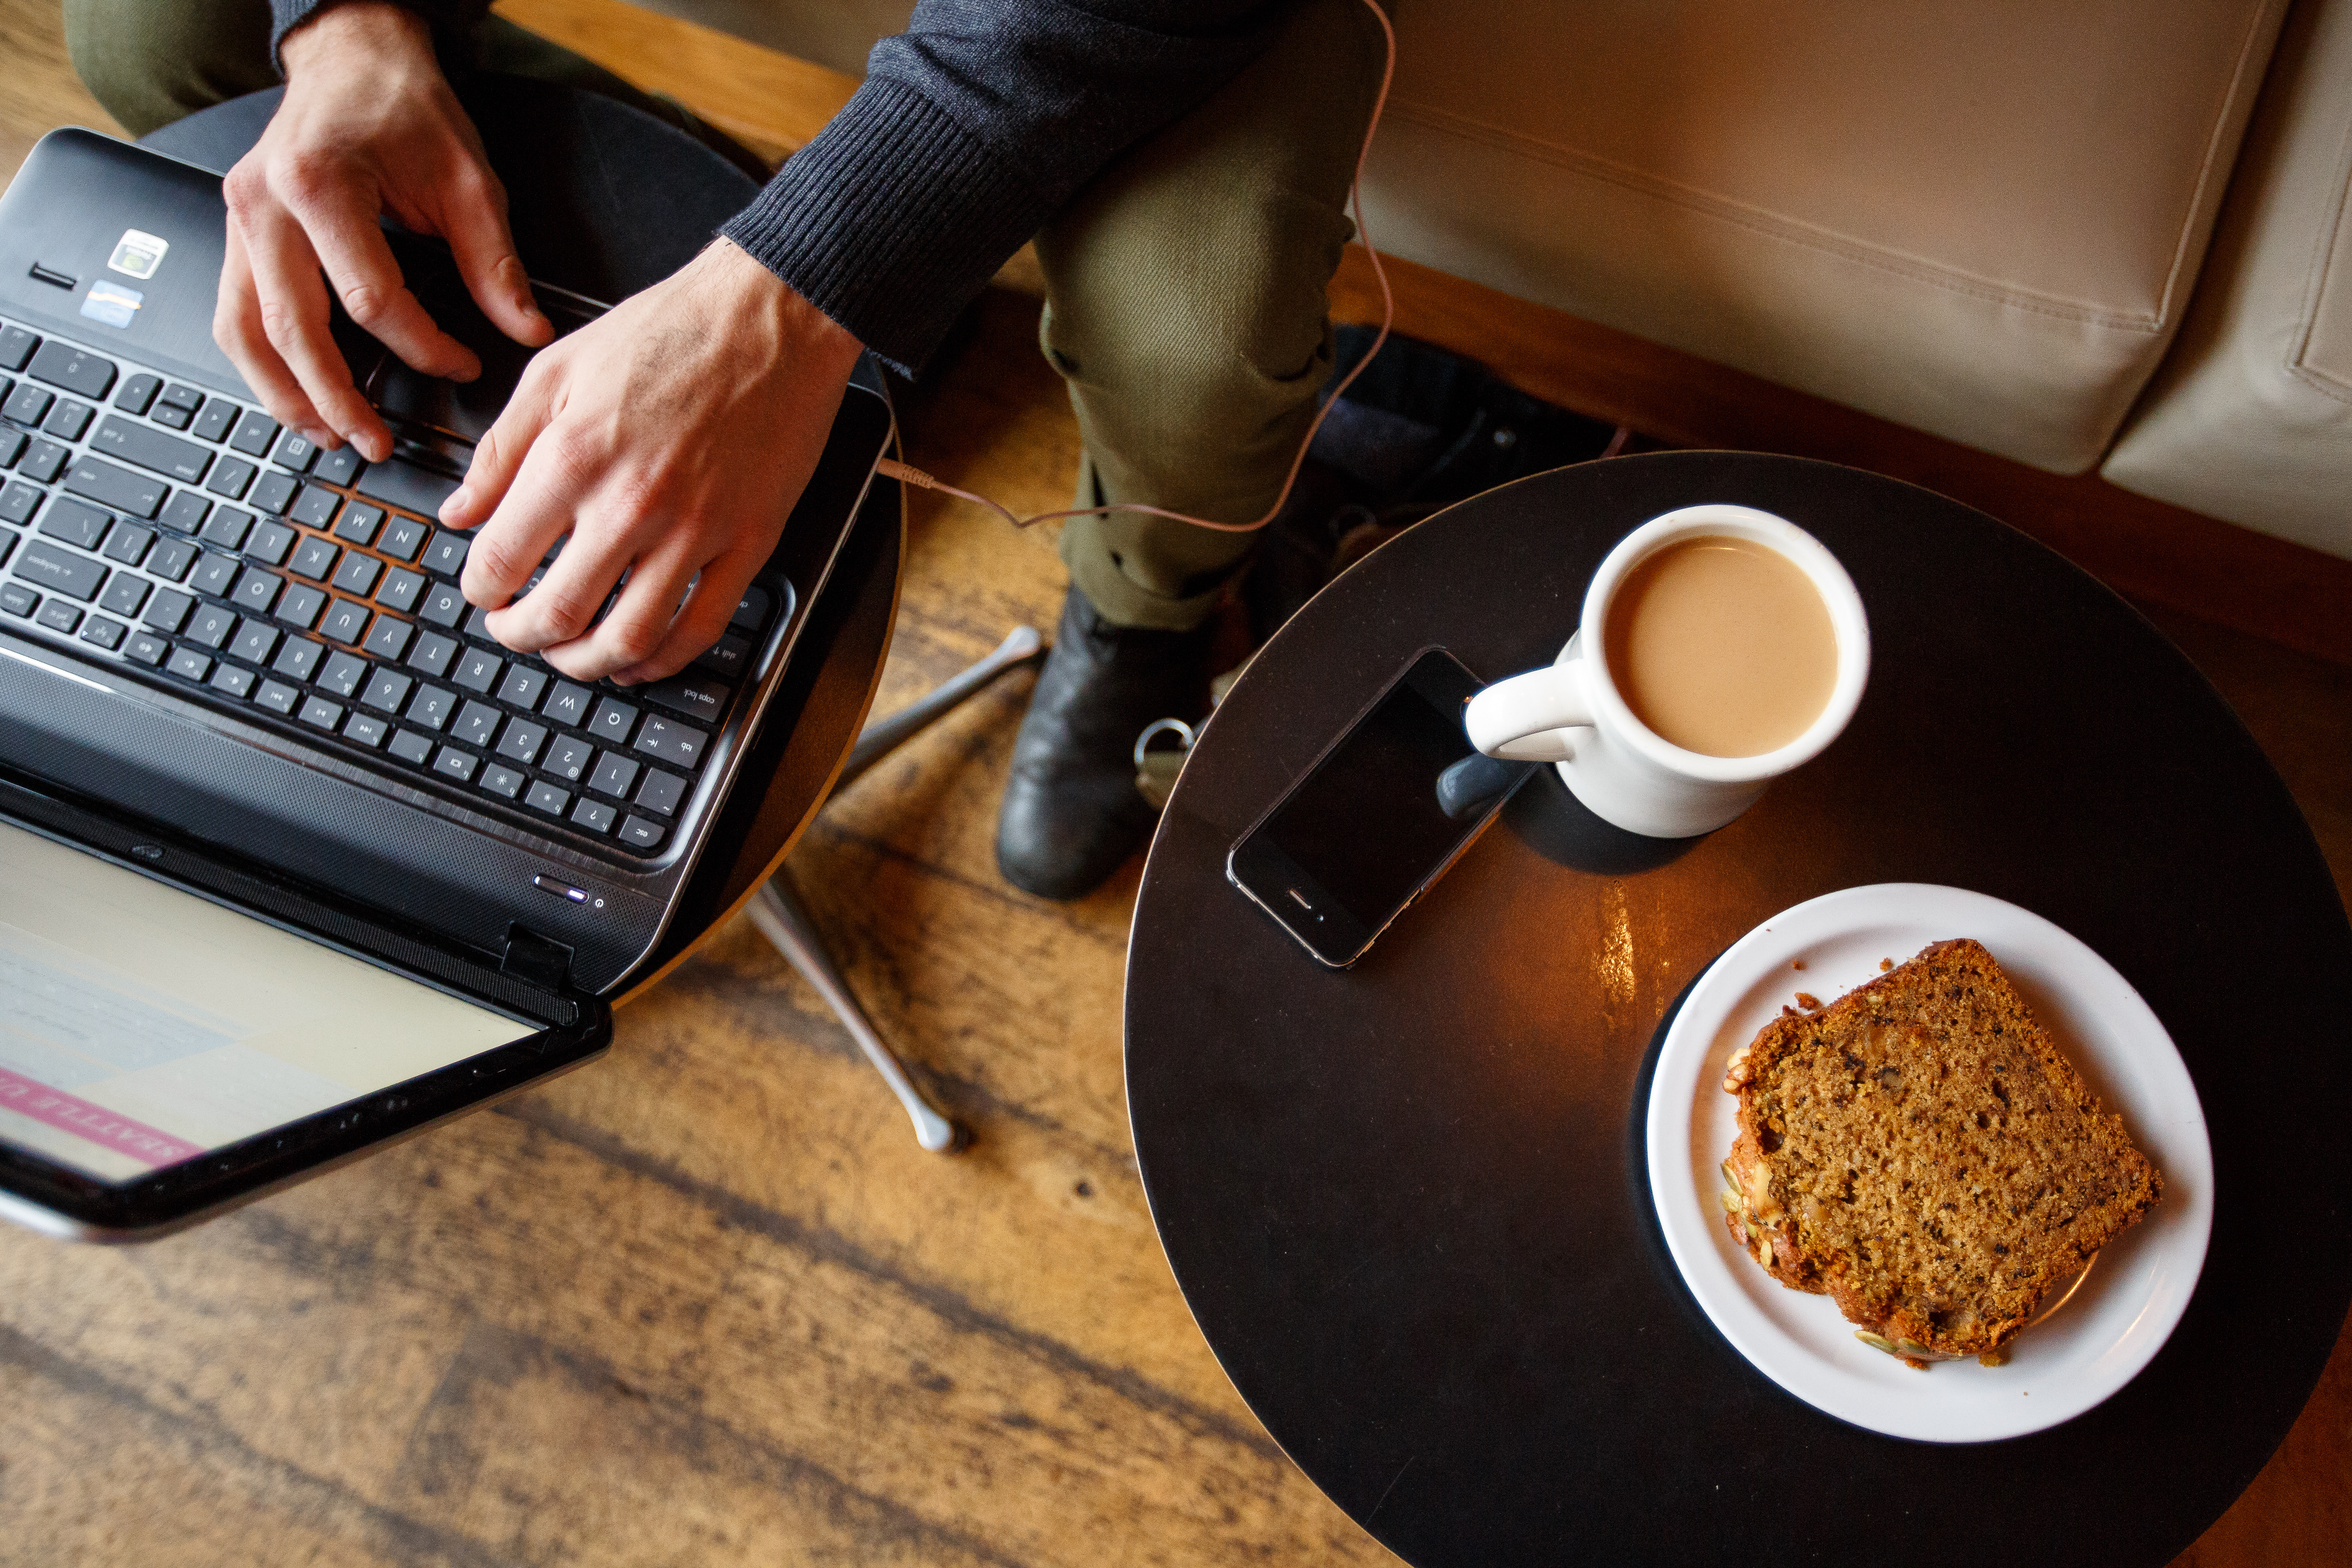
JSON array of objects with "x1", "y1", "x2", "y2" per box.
[{"x1": 1228, "y1": 648, "x2": 1521, "y2": 966}]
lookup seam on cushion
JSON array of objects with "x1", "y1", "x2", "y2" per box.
[
  {"x1": 2283, "y1": 62, "x2": 2352, "y2": 403},
  {"x1": 1385, "y1": 98, "x2": 2163, "y2": 334},
  {"x1": 2150, "y1": 0, "x2": 2287, "y2": 328}
]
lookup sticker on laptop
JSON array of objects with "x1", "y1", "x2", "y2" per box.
[
  {"x1": 107, "y1": 229, "x2": 168, "y2": 280},
  {"x1": 80, "y1": 280, "x2": 142, "y2": 329}
]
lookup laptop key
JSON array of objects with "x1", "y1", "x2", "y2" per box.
[
  {"x1": 208, "y1": 664, "x2": 255, "y2": 699},
  {"x1": 227, "y1": 408, "x2": 278, "y2": 457},
  {"x1": 587, "y1": 752, "x2": 639, "y2": 800},
  {"x1": 98, "y1": 574, "x2": 150, "y2": 619},
  {"x1": 633, "y1": 768, "x2": 685, "y2": 817},
  {"x1": 193, "y1": 400, "x2": 239, "y2": 443},
  {"x1": 288, "y1": 535, "x2": 339, "y2": 580},
  {"x1": 0, "y1": 481, "x2": 38, "y2": 524},
  {"x1": 249, "y1": 470, "x2": 298, "y2": 514},
  {"x1": 42, "y1": 399, "x2": 94, "y2": 442},
  {"x1": 33, "y1": 599, "x2": 80, "y2": 635},
  {"x1": 3, "y1": 382, "x2": 52, "y2": 425},
  {"x1": 203, "y1": 457, "x2": 256, "y2": 499},
  {"x1": 332, "y1": 552, "x2": 381, "y2": 597},
  {"x1": 23, "y1": 441, "x2": 72, "y2": 488},
  {"x1": 232, "y1": 567, "x2": 282, "y2": 615},
  {"x1": 100, "y1": 523, "x2": 154, "y2": 567},
  {"x1": 494, "y1": 718, "x2": 548, "y2": 767},
  {"x1": 319, "y1": 598, "x2": 370, "y2": 644},
  {"x1": 316, "y1": 649, "x2": 368, "y2": 696},
  {"x1": 480, "y1": 764, "x2": 526, "y2": 800},
  {"x1": 407, "y1": 685, "x2": 456, "y2": 730},
  {"x1": 270, "y1": 430, "x2": 320, "y2": 472},
  {"x1": 38, "y1": 495, "x2": 113, "y2": 548},
  {"x1": 167, "y1": 647, "x2": 212, "y2": 683},
  {"x1": 633, "y1": 715, "x2": 708, "y2": 769},
  {"x1": 315, "y1": 445, "x2": 364, "y2": 486},
  {"x1": 0, "y1": 429, "x2": 23, "y2": 468},
  {"x1": 142, "y1": 587, "x2": 194, "y2": 633},
  {"x1": 245, "y1": 519, "x2": 296, "y2": 566},
  {"x1": 333, "y1": 502, "x2": 385, "y2": 546},
  {"x1": 525, "y1": 781, "x2": 569, "y2": 816},
  {"x1": 693, "y1": 632, "x2": 751, "y2": 681},
  {"x1": 272, "y1": 635, "x2": 325, "y2": 682},
  {"x1": 544, "y1": 735, "x2": 594, "y2": 782},
  {"x1": 0, "y1": 523, "x2": 14, "y2": 566},
  {"x1": 158, "y1": 382, "x2": 204, "y2": 413},
  {"x1": 63, "y1": 456, "x2": 162, "y2": 518},
  {"x1": 387, "y1": 728, "x2": 435, "y2": 766},
  {"x1": 541, "y1": 680, "x2": 593, "y2": 726},
  {"x1": 147, "y1": 535, "x2": 198, "y2": 581},
  {"x1": 158, "y1": 490, "x2": 210, "y2": 535},
  {"x1": 297, "y1": 695, "x2": 342, "y2": 730},
  {"x1": 570, "y1": 798, "x2": 616, "y2": 835},
  {"x1": 496, "y1": 664, "x2": 547, "y2": 709},
  {"x1": 379, "y1": 516, "x2": 428, "y2": 561},
  {"x1": 200, "y1": 507, "x2": 253, "y2": 550},
  {"x1": 375, "y1": 565, "x2": 425, "y2": 614},
  {"x1": 230, "y1": 620, "x2": 280, "y2": 665},
  {"x1": 452, "y1": 700, "x2": 502, "y2": 749},
  {"x1": 619, "y1": 816, "x2": 665, "y2": 850},
  {"x1": 113, "y1": 373, "x2": 159, "y2": 414},
  {"x1": 731, "y1": 585, "x2": 770, "y2": 631},
  {"x1": 588, "y1": 696, "x2": 638, "y2": 744},
  {"x1": 405, "y1": 627, "x2": 458, "y2": 678},
  {"x1": 185, "y1": 604, "x2": 237, "y2": 649},
  {"x1": 421, "y1": 530, "x2": 469, "y2": 575},
  {"x1": 125, "y1": 630, "x2": 168, "y2": 666},
  {"x1": 431, "y1": 746, "x2": 478, "y2": 783},
  {"x1": 0, "y1": 582, "x2": 35, "y2": 616},
  {"x1": 254, "y1": 678, "x2": 301, "y2": 714},
  {"x1": 454, "y1": 647, "x2": 501, "y2": 693},
  {"x1": 289, "y1": 483, "x2": 339, "y2": 528},
  {"x1": 361, "y1": 668, "x2": 413, "y2": 713},
  {"x1": 151, "y1": 401, "x2": 192, "y2": 430},
  {"x1": 419, "y1": 581, "x2": 467, "y2": 626},
  {"x1": 353, "y1": 454, "x2": 459, "y2": 517},
  {"x1": 0, "y1": 326, "x2": 34, "y2": 373},
  {"x1": 275, "y1": 581, "x2": 326, "y2": 628},
  {"x1": 14, "y1": 540, "x2": 106, "y2": 600},
  {"x1": 361, "y1": 614, "x2": 412, "y2": 661},
  {"x1": 639, "y1": 673, "x2": 728, "y2": 725},
  {"x1": 90, "y1": 414, "x2": 212, "y2": 483},
  {"x1": 79, "y1": 614, "x2": 126, "y2": 651},
  {"x1": 27, "y1": 341, "x2": 116, "y2": 401},
  {"x1": 343, "y1": 712, "x2": 389, "y2": 748},
  {"x1": 190, "y1": 551, "x2": 242, "y2": 597}
]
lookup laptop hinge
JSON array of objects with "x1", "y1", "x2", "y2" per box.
[{"x1": 499, "y1": 924, "x2": 575, "y2": 993}]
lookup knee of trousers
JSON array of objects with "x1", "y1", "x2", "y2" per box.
[
  {"x1": 1040, "y1": 202, "x2": 1350, "y2": 516},
  {"x1": 65, "y1": 0, "x2": 276, "y2": 137}
]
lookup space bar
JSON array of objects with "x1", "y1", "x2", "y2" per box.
[{"x1": 354, "y1": 456, "x2": 462, "y2": 517}]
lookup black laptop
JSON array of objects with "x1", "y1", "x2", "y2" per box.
[{"x1": 0, "y1": 130, "x2": 891, "y2": 1239}]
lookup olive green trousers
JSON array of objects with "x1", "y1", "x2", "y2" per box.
[{"x1": 65, "y1": 0, "x2": 1388, "y2": 631}]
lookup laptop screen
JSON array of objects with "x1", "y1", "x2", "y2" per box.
[{"x1": 0, "y1": 821, "x2": 532, "y2": 1185}]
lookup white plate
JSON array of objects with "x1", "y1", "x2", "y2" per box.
[{"x1": 1645, "y1": 884, "x2": 2213, "y2": 1443}]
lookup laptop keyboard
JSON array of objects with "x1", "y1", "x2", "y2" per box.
[{"x1": 0, "y1": 316, "x2": 776, "y2": 861}]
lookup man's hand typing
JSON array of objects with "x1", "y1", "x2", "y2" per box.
[
  {"x1": 216, "y1": 2, "x2": 550, "y2": 461},
  {"x1": 440, "y1": 240, "x2": 863, "y2": 686}
]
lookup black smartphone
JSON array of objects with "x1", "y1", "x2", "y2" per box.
[{"x1": 1227, "y1": 647, "x2": 1533, "y2": 967}]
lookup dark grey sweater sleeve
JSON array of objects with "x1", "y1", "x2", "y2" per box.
[
  {"x1": 270, "y1": 1, "x2": 490, "y2": 66},
  {"x1": 723, "y1": 1, "x2": 1291, "y2": 374}
]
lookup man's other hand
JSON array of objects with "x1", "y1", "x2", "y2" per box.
[
  {"x1": 441, "y1": 241, "x2": 863, "y2": 686},
  {"x1": 217, "y1": 2, "x2": 552, "y2": 462}
]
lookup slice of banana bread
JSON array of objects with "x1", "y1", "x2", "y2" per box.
[{"x1": 1719, "y1": 938, "x2": 2161, "y2": 1368}]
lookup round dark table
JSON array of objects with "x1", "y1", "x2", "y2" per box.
[
  {"x1": 142, "y1": 78, "x2": 905, "y2": 999},
  {"x1": 1126, "y1": 452, "x2": 2352, "y2": 1568}
]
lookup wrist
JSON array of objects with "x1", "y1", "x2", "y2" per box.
[
  {"x1": 280, "y1": 2, "x2": 437, "y2": 81},
  {"x1": 703, "y1": 239, "x2": 863, "y2": 370}
]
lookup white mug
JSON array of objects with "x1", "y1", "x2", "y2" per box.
[{"x1": 1463, "y1": 505, "x2": 1870, "y2": 837}]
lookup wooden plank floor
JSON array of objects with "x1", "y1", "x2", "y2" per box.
[{"x1": 1, "y1": 4, "x2": 2347, "y2": 1565}]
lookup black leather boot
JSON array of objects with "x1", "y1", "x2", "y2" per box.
[{"x1": 995, "y1": 587, "x2": 1215, "y2": 900}]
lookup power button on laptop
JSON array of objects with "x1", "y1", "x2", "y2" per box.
[{"x1": 532, "y1": 874, "x2": 602, "y2": 910}]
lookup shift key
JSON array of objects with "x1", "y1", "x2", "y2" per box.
[
  {"x1": 63, "y1": 454, "x2": 167, "y2": 518},
  {"x1": 90, "y1": 414, "x2": 212, "y2": 483},
  {"x1": 639, "y1": 672, "x2": 729, "y2": 724},
  {"x1": 354, "y1": 454, "x2": 461, "y2": 517},
  {"x1": 12, "y1": 540, "x2": 106, "y2": 600}
]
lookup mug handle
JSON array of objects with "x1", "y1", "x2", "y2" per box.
[{"x1": 1465, "y1": 661, "x2": 1594, "y2": 762}]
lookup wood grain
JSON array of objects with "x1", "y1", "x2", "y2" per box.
[{"x1": 0, "y1": 4, "x2": 2344, "y2": 1567}]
